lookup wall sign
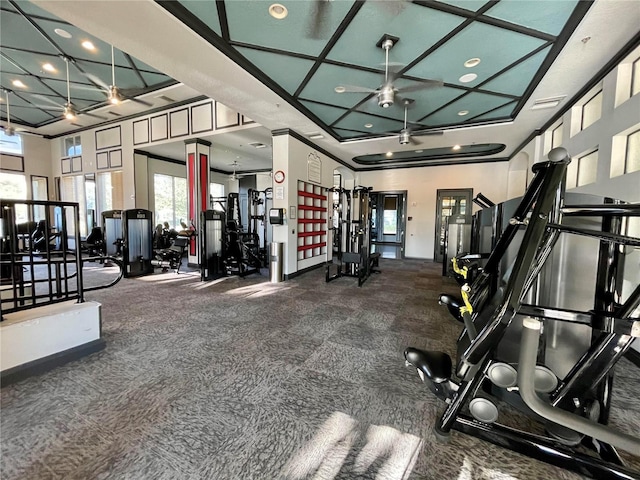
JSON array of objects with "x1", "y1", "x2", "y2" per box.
[{"x1": 307, "y1": 152, "x2": 321, "y2": 184}]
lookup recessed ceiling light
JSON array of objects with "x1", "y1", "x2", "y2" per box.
[
  {"x1": 54, "y1": 28, "x2": 72, "y2": 38},
  {"x1": 334, "y1": 86, "x2": 346, "y2": 93},
  {"x1": 415, "y1": 150, "x2": 423, "y2": 153},
  {"x1": 364, "y1": 123, "x2": 373, "y2": 128},
  {"x1": 12, "y1": 80, "x2": 26, "y2": 88},
  {"x1": 457, "y1": 110, "x2": 469, "y2": 116},
  {"x1": 459, "y1": 73, "x2": 477, "y2": 83},
  {"x1": 386, "y1": 152, "x2": 393, "y2": 157},
  {"x1": 42, "y1": 63, "x2": 56, "y2": 73},
  {"x1": 81, "y1": 40, "x2": 96, "y2": 51},
  {"x1": 464, "y1": 58, "x2": 481, "y2": 68},
  {"x1": 453, "y1": 145, "x2": 461, "y2": 150},
  {"x1": 269, "y1": 3, "x2": 288, "y2": 19}
]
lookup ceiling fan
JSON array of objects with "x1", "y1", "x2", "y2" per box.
[
  {"x1": 335, "y1": 36, "x2": 442, "y2": 109},
  {"x1": 33, "y1": 57, "x2": 107, "y2": 123},
  {"x1": 1, "y1": 89, "x2": 42, "y2": 138},
  {"x1": 391, "y1": 98, "x2": 443, "y2": 145},
  {"x1": 82, "y1": 45, "x2": 152, "y2": 107}
]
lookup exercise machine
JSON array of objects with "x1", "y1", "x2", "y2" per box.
[
  {"x1": 101, "y1": 209, "x2": 153, "y2": 278},
  {"x1": 404, "y1": 148, "x2": 640, "y2": 479},
  {"x1": 247, "y1": 188, "x2": 273, "y2": 267},
  {"x1": 326, "y1": 186, "x2": 380, "y2": 287}
]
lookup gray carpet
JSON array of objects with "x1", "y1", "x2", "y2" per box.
[{"x1": 1, "y1": 259, "x2": 639, "y2": 479}]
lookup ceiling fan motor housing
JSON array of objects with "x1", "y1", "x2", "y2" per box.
[
  {"x1": 399, "y1": 129, "x2": 410, "y2": 144},
  {"x1": 378, "y1": 86, "x2": 394, "y2": 108}
]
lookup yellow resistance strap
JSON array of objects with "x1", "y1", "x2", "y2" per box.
[{"x1": 451, "y1": 257, "x2": 468, "y2": 280}]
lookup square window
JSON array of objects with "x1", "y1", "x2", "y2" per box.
[
  {"x1": 625, "y1": 129, "x2": 640, "y2": 174},
  {"x1": 581, "y1": 91, "x2": 602, "y2": 130},
  {"x1": 577, "y1": 150, "x2": 598, "y2": 186}
]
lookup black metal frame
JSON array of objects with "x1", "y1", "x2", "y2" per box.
[
  {"x1": 405, "y1": 151, "x2": 640, "y2": 479},
  {"x1": 1, "y1": 199, "x2": 124, "y2": 319}
]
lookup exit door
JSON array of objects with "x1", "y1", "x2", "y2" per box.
[
  {"x1": 371, "y1": 191, "x2": 406, "y2": 259},
  {"x1": 435, "y1": 189, "x2": 472, "y2": 263}
]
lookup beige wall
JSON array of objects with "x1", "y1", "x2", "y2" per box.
[{"x1": 358, "y1": 161, "x2": 510, "y2": 259}]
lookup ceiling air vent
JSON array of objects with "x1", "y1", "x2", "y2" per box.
[
  {"x1": 531, "y1": 95, "x2": 566, "y2": 110},
  {"x1": 108, "y1": 111, "x2": 122, "y2": 117},
  {"x1": 155, "y1": 95, "x2": 174, "y2": 103},
  {"x1": 249, "y1": 142, "x2": 268, "y2": 149}
]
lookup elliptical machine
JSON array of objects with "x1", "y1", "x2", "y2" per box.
[{"x1": 404, "y1": 148, "x2": 640, "y2": 479}]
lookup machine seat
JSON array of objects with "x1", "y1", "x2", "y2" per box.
[
  {"x1": 404, "y1": 347, "x2": 452, "y2": 384},
  {"x1": 439, "y1": 294, "x2": 465, "y2": 323}
]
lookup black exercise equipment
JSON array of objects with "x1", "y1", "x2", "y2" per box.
[
  {"x1": 327, "y1": 186, "x2": 380, "y2": 287},
  {"x1": 404, "y1": 148, "x2": 640, "y2": 479},
  {"x1": 101, "y1": 209, "x2": 153, "y2": 278}
]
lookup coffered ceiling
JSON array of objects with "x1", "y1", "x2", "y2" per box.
[{"x1": 4, "y1": 1, "x2": 640, "y2": 170}]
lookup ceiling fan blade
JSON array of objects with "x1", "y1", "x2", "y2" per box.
[
  {"x1": 33, "y1": 94, "x2": 64, "y2": 107},
  {"x1": 70, "y1": 83, "x2": 105, "y2": 93},
  {"x1": 337, "y1": 84, "x2": 379, "y2": 94},
  {"x1": 411, "y1": 129, "x2": 444, "y2": 137},
  {"x1": 409, "y1": 136, "x2": 422, "y2": 145},
  {"x1": 307, "y1": 0, "x2": 330, "y2": 39},
  {"x1": 396, "y1": 79, "x2": 443, "y2": 93},
  {"x1": 127, "y1": 97, "x2": 153, "y2": 107},
  {"x1": 82, "y1": 111, "x2": 109, "y2": 121},
  {"x1": 34, "y1": 104, "x2": 63, "y2": 110},
  {"x1": 82, "y1": 72, "x2": 110, "y2": 91}
]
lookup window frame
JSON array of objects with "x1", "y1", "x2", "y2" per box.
[
  {"x1": 576, "y1": 149, "x2": 599, "y2": 187},
  {"x1": 624, "y1": 128, "x2": 640, "y2": 174}
]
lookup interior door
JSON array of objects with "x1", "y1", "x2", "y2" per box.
[
  {"x1": 371, "y1": 191, "x2": 406, "y2": 259},
  {"x1": 435, "y1": 189, "x2": 472, "y2": 263}
]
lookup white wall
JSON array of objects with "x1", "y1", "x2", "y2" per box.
[
  {"x1": 1, "y1": 135, "x2": 54, "y2": 200},
  {"x1": 358, "y1": 161, "x2": 510, "y2": 260},
  {"x1": 272, "y1": 134, "x2": 343, "y2": 275}
]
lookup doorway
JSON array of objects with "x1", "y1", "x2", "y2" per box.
[
  {"x1": 371, "y1": 191, "x2": 407, "y2": 259},
  {"x1": 435, "y1": 188, "x2": 472, "y2": 263}
]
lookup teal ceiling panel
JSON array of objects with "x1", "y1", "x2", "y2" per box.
[
  {"x1": 4, "y1": 105, "x2": 57, "y2": 124},
  {"x1": 41, "y1": 79, "x2": 107, "y2": 103},
  {"x1": 225, "y1": 0, "x2": 355, "y2": 57},
  {"x1": 139, "y1": 71, "x2": 174, "y2": 89},
  {"x1": 333, "y1": 111, "x2": 405, "y2": 134},
  {"x1": 9, "y1": 0, "x2": 60, "y2": 20},
  {"x1": 237, "y1": 47, "x2": 315, "y2": 95},
  {"x1": 300, "y1": 100, "x2": 348, "y2": 126},
  {"x1": 299, "y1": 63, "x2": 383, "y2": 110},
  {"x1": 481, "y1": 46, "x2": 551, "y2": 96},
  {"x1": 3, "y1": 93, "x2": 34, "y2": 108},
  {"x1": 0, "y1": 54, "x2": 27, "y2": 75},
  {"x1": 0, "y1": 10, "x2": 59, "y2": 54},
  {"x1": 434, "y1": 1, "x2": 490, "y2": 13},
  {"x1": 406, "y1": 22, "x2": 547, "y2": 86},
  {"x1": 179, "y1": 0, "x2": 222, "y2": 36},
  {"x1": 0, "y1": 71, "x2": 52, "y2": 95},
  {"x1": 33, "y1": 18, "x2": 136, "y2": 68},
  {"x1": 326, "y1": 2, "x2": 465, "y2": 70},
  {"x1": 485, "y1": 1, "x2": 580, "y2": 36},
  {"x1": 423, "y1": 92, "x2": 513, "y2": 126},
  {"x1": 1, "y1": 49, "x2": 68, "y2": 81},
  {"x1": 334, "y1": 128, "x2": 370, "y2": 139},
  {"x1": 471, "y1": 101, "x2": 517, "y2": 122},
  {"x1": 73, "y1": 59, "x2": 149, "y2": 91}
]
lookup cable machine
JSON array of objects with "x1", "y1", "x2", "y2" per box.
[{"x1": 326, "y1": 186, "x2": 379, "y2": 286}]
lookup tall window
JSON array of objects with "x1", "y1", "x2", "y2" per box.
[
  {"x1": 383, "y1": 196, "x2": 398, "y2": 235},
  {"x1": 0, "y1": 130, "x2": 23, "y2": 155},
  {"x1": 551, "y1": 123, "x2": 563, "y2": 149},
  {"x1": 577, "y1": 150, "x2": 598, "y2": 187},
  {"x1": 97, "y1": 171, "x2": 124, "y2": 215},
  {"x1": 631, "y1": 58, "x2": 640, "y2": 97},
  {"x1": 0, "y1": 172, "x2": 28, "y2": 222},
  {"x1": 60, "y1": 175, "x2": 87, "y2": 236},
  {"x1": 154, "y1": 174, "x2": 187, "y2": 228},
  {"x1": 31, "y1": 176, "x2": 48, "y2": 222},
  {"x1": 625, "y1": 129, "x2": 640, "y2": 174},
  {"x1": 210, "y1": 182, "x2": 225, "y2": 211},
  {"x1": 581, "y1": 90, "x2": 602, "y2": 130},
  {"x1": 63, "y1": 135, "x2": 82, "y2": 157}
]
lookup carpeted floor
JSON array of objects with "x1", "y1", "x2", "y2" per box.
[{"x1": 1, "y1": 259, "x2": 639, "y2": 479}]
